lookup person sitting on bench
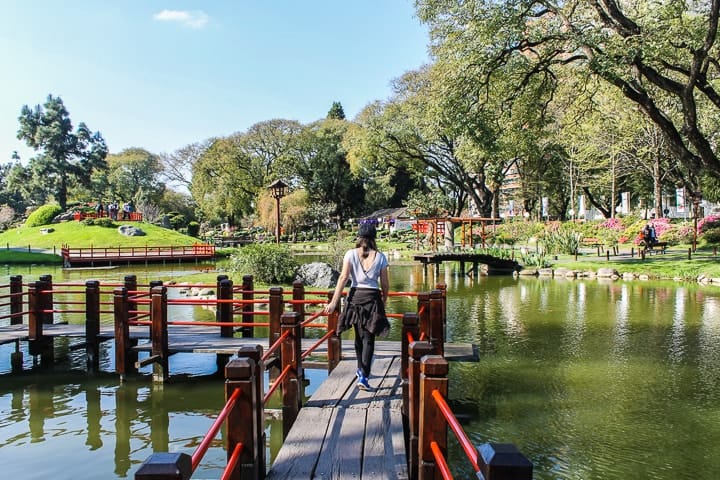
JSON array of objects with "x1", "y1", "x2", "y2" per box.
[{"x1": 642, "y1": 223, "x2": 658, "y2": 249}]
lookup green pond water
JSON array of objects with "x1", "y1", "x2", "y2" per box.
[{"x1": 1, "y1": 262, "x2": 720, "y2": 479}]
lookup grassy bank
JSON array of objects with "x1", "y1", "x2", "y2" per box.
[
  {"x1": 0, "y1": 250, "x2": 63, "y2": 265},
  {"x1": 0, "y1": 221, "x2": 200, "y2": 250}
]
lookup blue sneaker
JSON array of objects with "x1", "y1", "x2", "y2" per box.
[
  {"x1": 356, "y1": 368, "x2": 363, "y2": 380},
  {"x1": 357, "y1": 374, "x2": 371, "y2": 391}
]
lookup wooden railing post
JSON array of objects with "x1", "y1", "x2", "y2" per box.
[
  {"x1": 407, "y1": 341, "x2": 433, "y2": 480},
  {"x1": 280, "y1": 312, "x2": 302, "y2": 438},
  {"x1": 217, "y1": 277, "x2": 234, "y2": 338},
  {"x1": 292, "y1": 280, "x2": 305, "y2": 339},
  {"x1": 124, "y1": 275, "x2": 138, "y2": 337},
  {"x1": 401, "y1": 313, "x2": 420, "y2": 384},
  {"x1": 226, "y1": 357, "x2": 260, "y2": 480},
  {"x1": 28, "y1": 280, "x2": 52, "y2": 363},
  {"x1": 241, "y1": 275, "x2": 254, "y2": 338},
  {"x1": 326, "y1": 290, "x2": 341, "y2": 373},
  {"x1": 38, "y1": 274, "x2": 54, "y2": 324},
  {"x1": 268, "y1": 287, "x2": 284, "y2": 353},
  {"x1": 429, "y1": 290, "x2": 445, "y2": 357},
  {"x1": 477, "y1": 443, "x2": 533, "y2": 480},
  {"x1": 9, "y1": 275, "x2": 22, "y2": 325},
  {"x1": 435, "y1": 282, "x2": 447, "y2": 330},
  {"x1": 236, "y1": 345, "x2": 266, "y2": 479},
  {"x1": 114, "y1": 287, "x2": 134, "y2": 381},
  {"x1": 85, "y1": 280, "x2": 101, "y2": 371},
  {"x1": 417, "y1": 292, "x2": 430, "y2": 341},
  {"x1": 151, "y1": 285, "x2": 169, "y2": 383},
  {"x1": 418, "y1": 355, "x2": 449, "y2": 480}
]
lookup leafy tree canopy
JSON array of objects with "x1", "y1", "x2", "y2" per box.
[{"x1": 16, "y1": 94, "x2": 108, "y2": 209}]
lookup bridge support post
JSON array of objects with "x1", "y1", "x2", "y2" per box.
[
  {"x1": 281, "y1": 312, "x2": 302, "y2": 438},
  {"x1": 114, "y1": 287, "x2": 133, "y2": 381},
  {"x1": 477, "y1": 443, "x2": 533, "y2": 480},
  {"x1": 417, "y1": 292, "x2": 430, "y2": 341},
  {"x1": 241, "y1": 275, "x2": 254, "y2": 338},
  {"x1": 226, "y1": 356, "x2": 262, "y2": 480},
  {"x1": 429, "y1": 290, "x2": 445, "y2": 357},
  {"x1": 268, "y1": 287, "x2": 283, "y2": 356},
  {"x1": 326, "y1": 290, "x2": 341, "y2": 372},
  {"x1": 9, "y1": 275, "x2": 22, "y2": 325},
  {"x1": 85, "y1": 280, "x2": 101, "y2": 371},
  {"x1": 39, "y1": 274, "x2": 54, "y2": 324},
  {"x1": 150, "y1": 286, "x2": 169, "y2": 383},
  {"x1": 237, "y1": 345, "x2": 266, "y2": 479},
  {"x1": 28, "y1": 280, "x2": 53, "y2": 365},
  {"x1": 418, "y1": 356, "x2": 449, "y2": 480},
  {"x1": 217, "y1": 277, "x2": 234, "y2": 338},
  {"x1": 135, "y1": 452, "x2": 192, "y2": 480},
  {"x1": 293, "y1": 280, "x2": 306, "y2": 341},
  {"x1": 407, "y1": 341, "x2": 433, "y2": 480}
]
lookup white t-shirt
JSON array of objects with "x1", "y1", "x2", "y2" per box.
[{"x1": 343, "y1": 248, "x2": 388, "y2": 289}]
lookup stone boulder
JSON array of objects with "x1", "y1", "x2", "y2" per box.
[
  {"x1": 295, "y1": 262, "x2": 339, "y2": 289},
  {"x1": 118, "y1": 225, "x2": 146, "y2": 237}
]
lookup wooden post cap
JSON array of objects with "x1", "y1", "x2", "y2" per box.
[
  {"x1": 403, "y1": 312, "x2": 419, "y2": 326},
  {"x1": 225, "y1": 357, "x2": 255, "y2": 379},
  {"x1": 420, "y1": 355, "x2": 448, "y2": 376},
  {"x1": 409, "y1": 341, "x2": 433, "y2": 358},
  {"x1": 135, "y1": 452, "x2": 192, "y2": 480},
  {"x1": 281, "y1": 311, "x2": 300, "y2": 325},
  {"x1": 478, "y1": 443, "x2": 533, "y2": 480}
]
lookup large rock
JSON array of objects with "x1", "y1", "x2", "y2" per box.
[
  {"x1": 118, "y1": 225, "x2": 146, "y2": 236},
  {"x1": 296, "y1": 262, "x2": 339, "y2": 288}
]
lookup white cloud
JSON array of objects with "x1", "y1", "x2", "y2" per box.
[{"x1": 153, "y1": 10, "x2": 209, "y2": 29}]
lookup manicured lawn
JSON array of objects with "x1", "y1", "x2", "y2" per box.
[
  {"x1": 0, "y1": 221, "x2": 200, "y2": 250},
  {"x1": 0, "y1": 250, "x2": 63, "y2": 265}
]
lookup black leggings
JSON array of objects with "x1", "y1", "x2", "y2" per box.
[{"x1": 353, "y1": 324, "x2": 375, "y2": 378}]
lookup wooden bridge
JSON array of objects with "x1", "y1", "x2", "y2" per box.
[
  {"x1": 60, "y1": 244, "x2": 215, "y2": 267},
  {"x1": 0, "y1": 274, "x2": 533, "y2": 479},
  {"x1": 414, "y1": 252, "x2": 520, "y2": 276}
]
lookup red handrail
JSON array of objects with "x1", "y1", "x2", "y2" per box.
[
  {"x1": 430, "y1": 441, "x2": 454, "y2": 480},
  {"x1": 220, "y1": 442, "x2": 244, "y2": 480},
  {"x1": 192, "y1": 387, "x2": 242, "y2": 472},
  {"x1": 431, "y1": 388, "x2": 480, "y2": 472},
  {"x1": 262, "y1": 330, "x2": 291, "y2": 362},
  {"x1": 264, "y1": 364, "x2": 292, "y2": 404},
  {"x1": 301, "y1": 329, "x2": 336, "y2": 360}
]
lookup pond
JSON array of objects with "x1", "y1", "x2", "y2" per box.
[{"x1": 1, "y1": 261, "x2": 719, "y2": 479}]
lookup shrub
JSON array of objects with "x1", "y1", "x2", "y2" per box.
[
  {"x1": 702, "y1": 227, "x2": 720, "y2": 244},
  {"x1": 187, "y1": 221, "x2": 200, "y2": 237},
  {"x1": 95, "y1": 217, "x2": 116, "y2": 228},
  {"x1": 25, "y1": 204, "x2": 63, "y2": 227},
  {"x1": 227, "y1": 243, "x2": 299, "y2": 283},
  {"x1": 541, "y1": 229, "x2": 582, "y2": 255}
]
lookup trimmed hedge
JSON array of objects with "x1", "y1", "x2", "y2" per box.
[{"x1": 25, "y1": 204, "x2": 63, "y2": 227}]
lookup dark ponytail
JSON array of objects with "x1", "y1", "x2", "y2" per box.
[{"x1": 355, "y1": 236, "x2": 377, "y2": 259}]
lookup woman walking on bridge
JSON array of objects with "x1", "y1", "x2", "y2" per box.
[{"x1": 324, "y1": 224, "x2": 390, "y2": 390}]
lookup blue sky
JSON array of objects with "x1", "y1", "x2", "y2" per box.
[{"x1": 0, "y1": 1, "x2": 429, "y2": 163}]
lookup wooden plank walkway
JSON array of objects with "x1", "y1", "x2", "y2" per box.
[
  {"x1": 0, "y1": 323, "x2": 476, "y2": 360},
  {"x1": 267, "y1": 356, "x2": 407, "y2": 479}
]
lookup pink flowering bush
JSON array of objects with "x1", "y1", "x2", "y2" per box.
[
  {"x1": 601, "y1": 217, "x2": 624, "y2": 231},
  {"x1": 698, "y1": 215, "x2": 720, "y2": 233}
]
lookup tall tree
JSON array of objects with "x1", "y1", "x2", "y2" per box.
[
  {"x1": 160, "y1": 139, "x2": 213, "y2": 191},
  {"x1": 16, "y1": 94, "x2": 108, "y2": 209},
  {"x1": 105, "y1": 148, "x2": 166, "y2": 205},
  {"x1": 415, "y1": 0, "x2": 720, "y2": 180},
  {"x1": 327, "y1": 101, "x2": 346, "y2": 120},
  {"x1": 295, "y1": 119, "x2": 365, "y2": 221}
]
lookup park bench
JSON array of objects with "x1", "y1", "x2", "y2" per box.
[
  {"x1": 581, "y1": 237, "x2": 605, "y2": 254},
  {"x1": 639, "y1": 241, "x2": 668, "y2": 254}
]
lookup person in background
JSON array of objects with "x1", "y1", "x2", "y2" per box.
[{"x1": 323, "y1": 224, "x2": 390, "y2": 390}]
